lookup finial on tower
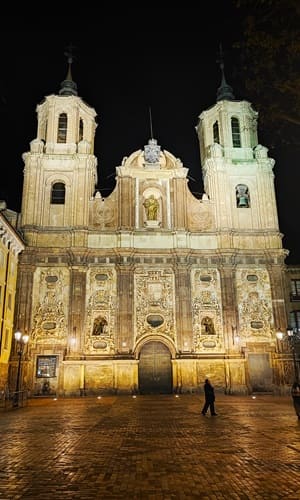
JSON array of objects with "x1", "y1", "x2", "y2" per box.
[
  {"x1": 216, "y1": 44, "x2": 235, "y2": 102},
  {"x1": 144, "y1": 106, "x2": 161, "y2": 163},
  {"x1": 59, "y1": 42, "x2": 78, "y2": 96}
]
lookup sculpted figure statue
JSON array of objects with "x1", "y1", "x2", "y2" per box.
[{"x1": 143, "y1": 195, "x2": 159, "y2": 221}]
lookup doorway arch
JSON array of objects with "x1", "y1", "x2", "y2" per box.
[{"x1": 138, "y1": 341, "x2": 172, "y2": 394}]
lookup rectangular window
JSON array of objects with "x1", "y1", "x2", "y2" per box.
[
  {"x1": 4, "y1": 329, "x2": 9, "y2": 350},
  {"x1": 289, "y1": 311, "x2": 300, "y2": 330},
  {"x1": 36, "y1": 356, "x2": 57, "y2": 378},
  {"x1": 291, "y1": 280, "x2": 300, "y2": 301}
]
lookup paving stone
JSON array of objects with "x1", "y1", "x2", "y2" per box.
[{"x1": 0, "y1": 394, "x2": 299, "y2": 499}]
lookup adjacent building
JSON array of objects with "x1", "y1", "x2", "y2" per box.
[{"x1": 0, "y1": 203, "x2": 24, "y2": 392}]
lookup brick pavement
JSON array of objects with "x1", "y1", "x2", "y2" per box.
[{"x1": 0, "y1": 394, "x2": 299, "y2": 499}]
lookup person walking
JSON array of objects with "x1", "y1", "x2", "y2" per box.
[
  {"x1": 291, "y1": 381, "x2": 300, "y2": 419},
  {"x1": 201, "y1": 378, "x2": 217, "y2": 416}
]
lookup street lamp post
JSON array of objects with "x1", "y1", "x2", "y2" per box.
[
  {"x1": 287, "y1": 327, "x2": 300, "y2": 383},
  {"x1": 13, "y1": 330, "x2": 29, "y2": 407}
]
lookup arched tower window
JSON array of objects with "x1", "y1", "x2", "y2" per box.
[
  {"x1": 236, "y1": 184, "x2": 250, "y2": 208},
  {"x1": 57, "y1": 113, "x2": 68, "y2": 143},
  {"x1": 51, "y1": 182, "x2": 65, "y2": 204},
  {"x1": 79, "y1": 118, "x2": 84, "y2": 142},
  {"x1": 213, "y1": 121, "x2": 220, "y2": 144},
  {"x1": 231, "y1": 117, "x2": 241, "y2": 147}
]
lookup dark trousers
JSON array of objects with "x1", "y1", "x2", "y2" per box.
[
  {"x1": 202, "y1": 400, "x2": 215, "y2": 415},
  {"x1": 292, "y1": 396, "x2": 300, "y2": 417}
]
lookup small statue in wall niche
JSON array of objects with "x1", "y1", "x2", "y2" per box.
[
  {"x1": 201, "y1": 316, "x2": 215, "y2": 335},
  {"x1": 236, "y1": 184, "x2": 250, "y2": 208},
  {"x1": 143, "y1": 195, "x2": 159, "y2": 221},
  {"x1": 92, "y1": 317, "x2": 108, "y2": 336}
]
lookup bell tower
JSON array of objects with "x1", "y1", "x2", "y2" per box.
[
  {"x1": 196, "y1": 49, "x2": 282, "y2": 251},
  {"x1": 20, "y1": 48, "x2": 98, "y2": 247}
]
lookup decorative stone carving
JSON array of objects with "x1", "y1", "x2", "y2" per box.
[
  {"x1": 187, "y1": 196, "x2": 214, "y2": 231},
  {"x1": 31, "y1": 268, "x2": 67, "y2": 344},
  {"x1": 236, "y1": 268, "x2": 274, "y2": 341},
  {"x1": 191, "y1": 269, "x2": 223, "y2": 352},
  {"x1": 90, "y1": 191, "x2": 117, "y2": 228},
  {"x1": 85, "y1": 268, "x2": 116, "y2": 354},
  {"x1": 134, "y1": 270, "x2": 175, "y2": 341},
  {"x1": 144, "y1": 138, "x2": 161, "y2": 164},
  {"x1": 254, "y1": 144, "x2": 268, "y2": 159}
]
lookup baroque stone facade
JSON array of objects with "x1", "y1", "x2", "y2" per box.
[{"x1": 10, "y1": 63, "x2": 293, "y2": 397}]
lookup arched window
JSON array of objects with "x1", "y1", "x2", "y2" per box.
[
  {"x1": 57, "y1": 113, "x2": 68, "y2": 143},
  {"x1": 79, "y1": 118, "x2": 84, "y2": 142},
  {"x1": 231, "y1": 117, "x2": 241, "y2": 147},
  {"x1": 236, "y1": 184, "x2": 250, "y2": 208},
  {"x1": 213, "y1": 121, "x2": 220, "y2": 144},
  {"x1": 51, "y1": 182, "x2": 65, "y2": 204}
]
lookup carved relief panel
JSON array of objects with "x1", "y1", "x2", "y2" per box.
[
  {"x1": 187, "y1": 196, "x2": 214, "y2": 231},
  {"x1": 236, "y1": 268, "x2": 274, "y2": 342},
  {"x1": 85, "y1": 268, "x2": 117, "y2": 354},
  {"x1": 31, "y1": 268, "x2": 69, "y2": 345},
  {"x1": 89, "y1": 190, "x2": 117, "y2": 229},
  {"x1": 134, "y1": 269, "x2": 176, "y2": 343},
  {"x1": 191, "y1": 269, "x2": 224, "y2": 352}
]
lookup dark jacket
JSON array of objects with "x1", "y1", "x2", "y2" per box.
[
  {"x1": 291, "y1": 382, "x2": 300, "y2": 398},
  {"x1": 204, "y1": 380, "x2": 215, "y2": 402}
]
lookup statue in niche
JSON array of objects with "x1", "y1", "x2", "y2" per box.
[
  {"x1": 143, "y1": 195, "x2": 159, "y2": 220},
  {"x1": 92, "y1": 316, "x2": 108, "y2": 336},
  {"x1": 201, "y1": 316, "x2": 215, "y2": 335},
  {"x1": 236, "y1": 184, "x2": 250, "y2": 208}
]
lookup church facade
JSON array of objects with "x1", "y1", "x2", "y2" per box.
[{"x1": 12, "y1": 62, "x2": 292, "y2": 397}]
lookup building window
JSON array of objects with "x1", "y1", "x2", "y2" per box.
[
  {"x1": 213, "y1": 121, "x2": 220, "y2": 144},
  {"x1": 36, "y1": 356, "x2": 57, "y2": 378},
  {"x1": 236, "y1": 184, "x2": 250, "y2": 208},
  {"x1": 289, "y1": 310, "x2": 300, "y2": 330},
  {"x1": 57, "y1": 113, "x2": 68, "y2": 143},
  {"x1": 4, "y1": 328, "x2": 9, "y2": 350},
  {"x1": 231, "y1": 117, "x2": 241, "y2": 147},
  {"x1": 291, "y1": 280, "x2": 300, "y2": 301},
  {"x1": 7, "y1": 293, "x2": 11, "y2": 310},
  {"x1": 79, "y1": 118, "x2": 84, "y2": 142},
  {"x1": 51, "y1": 182, "x2": 65, "y2": 205}
]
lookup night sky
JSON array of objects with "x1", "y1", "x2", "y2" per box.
[{"x1": 1, "y1": 8, "x2": 299, "y2": 263}]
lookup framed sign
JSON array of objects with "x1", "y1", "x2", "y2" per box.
[{"x1": 36, "y1": 356, "x2": 57, "y2": 378}]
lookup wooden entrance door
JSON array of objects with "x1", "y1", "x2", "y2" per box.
[{"x1": 138, "y1": 341, "x2": 172, "y2": 394}]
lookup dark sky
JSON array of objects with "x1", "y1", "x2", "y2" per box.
[{"x1": 1, "y1": 8, "x2": 299, "y2": 263}]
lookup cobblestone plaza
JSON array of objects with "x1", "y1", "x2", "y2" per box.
[{"x1": 1, "y1": 394, "x2": 300, "y2": 499}]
